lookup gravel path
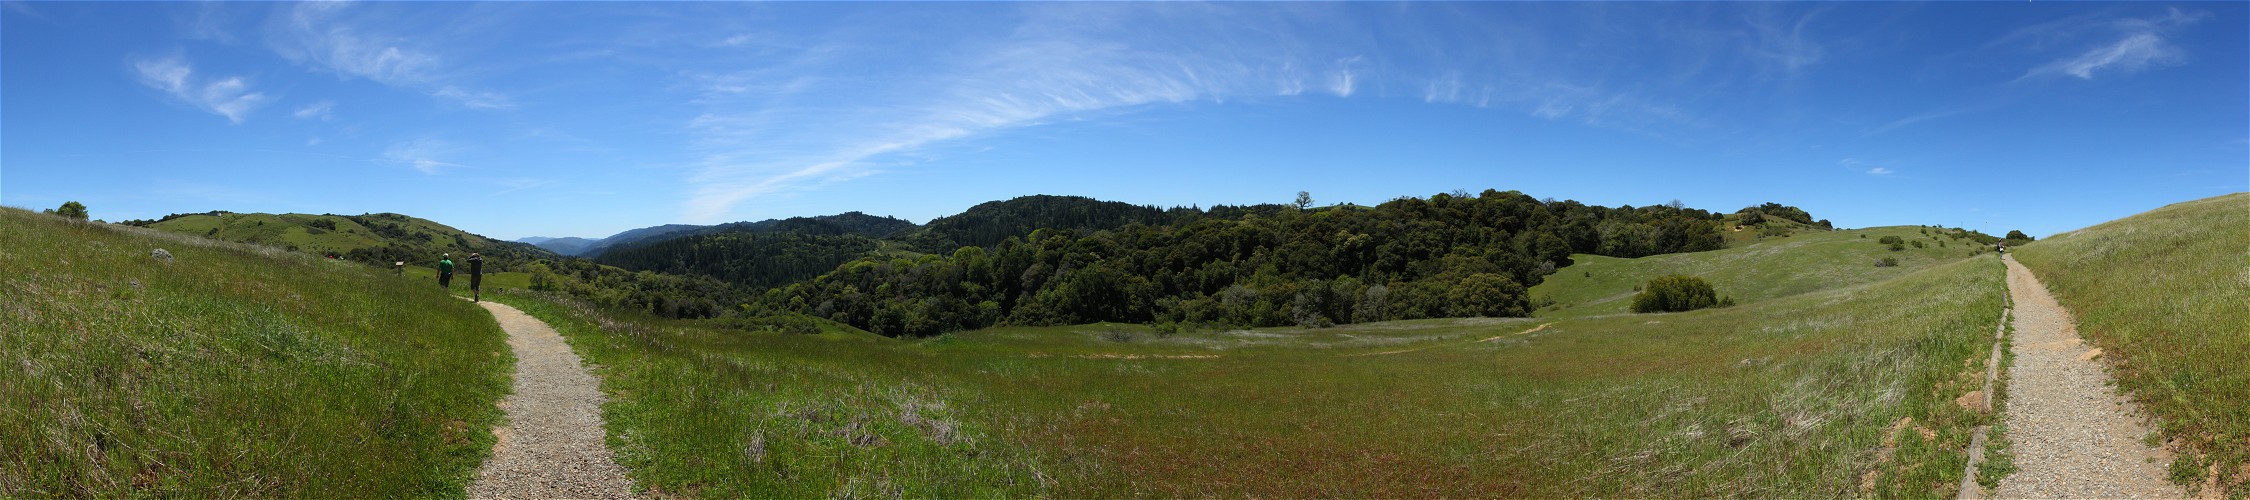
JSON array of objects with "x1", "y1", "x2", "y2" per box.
[
  {"x1": 467, "y1": 301, "x2": 636, "y2": 499},
  {"x1": 1992, "y1": 256, "x2": 2179, "y2": 499}
]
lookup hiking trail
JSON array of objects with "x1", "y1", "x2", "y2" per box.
[
  {"x1": 1988, "y1": 255, "x2": 2179, "y2": 498},
  {"x1": 467, "y1": 300, "x2": 635, "y2": 499}
]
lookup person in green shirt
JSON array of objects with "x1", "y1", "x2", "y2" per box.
[{"x1": 438, "y1": 253, "x2": 455, "y2": 289}]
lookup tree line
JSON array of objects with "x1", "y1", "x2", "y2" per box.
[{"x1": 745, "y1": 190, "x2": 1766, "y2": 337}]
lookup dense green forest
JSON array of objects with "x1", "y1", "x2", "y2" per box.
[
  {"x1": 742, "y1": 190, "x2": 1786, "y2": 337},
  {"x1": 594, "y1": 212, "x2": 916, "y2": 290},
  {"x1": 901, "y1": 195, "x2": 1186, "y2": 252}
]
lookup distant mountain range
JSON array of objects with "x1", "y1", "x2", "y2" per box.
[{"x1": 516, "y1": 212, "x2": 919, "y2": 257}]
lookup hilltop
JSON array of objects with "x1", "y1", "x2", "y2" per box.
[{"x1": 121, "y1": 211, "x2": 555, "y2": 269}]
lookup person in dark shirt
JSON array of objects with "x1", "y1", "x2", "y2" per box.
[{"x1": 467, "y1": 252, "x2": 485, "y2": 302}]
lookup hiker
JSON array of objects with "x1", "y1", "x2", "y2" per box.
[
  {"x1": 467, "y1": 252, "x2": 485, "y2": 302},
  {"x1": 438, "y1": 253, "x2": 455, "y2": 289}
]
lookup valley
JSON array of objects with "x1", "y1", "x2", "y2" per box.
[{"x1": 5, "y1": 191, "x2": 2241, "y2": 497}]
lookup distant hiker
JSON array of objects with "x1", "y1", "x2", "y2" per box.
[
  {"x1": 467, "y1": 252, "x2": 485, "y2": 302},
  {"x1": 438, "y1": 253, "x2": 455, "y2": 289}
]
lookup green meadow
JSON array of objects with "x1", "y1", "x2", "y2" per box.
[
  {"x1": 0, "y1": 208, "x2": 511, "y2": 497},
  {"x1": 1531, "y1": 225, "x2": 1987, "y2": 318},
  {"x1": 2012, "y1": 192, "x2": 2250, "y2": 495},
  {"x1": 493, "y1": 235, "x2": 2010, "y2": 496}
]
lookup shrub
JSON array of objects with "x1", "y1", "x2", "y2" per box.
[
  {"x1": 1888, "y1": 243, "x2": 1905, "y2": 251},
  {"x1": 1878, "y1": 235, "x2": 1905, "y2": 245},
  {"x1": 1910, "y1": 240, "x2": 1925, "y2": 249},
  {"x1": 1099, "y1": 327, "x2": 1136, "y2": 343},
  {"x1": 46, "y1": 201, "x2": 88, "y2": 220},
  {"x1": 1630, "y1": 275, "x2": 1723, "y2": 313},
  {"x1": 1875, "y1": 257, "x2": 1899, "y2": 268},
  {"x1": 1447, "y1": 273, "x2": 1528, "y2": 317}
]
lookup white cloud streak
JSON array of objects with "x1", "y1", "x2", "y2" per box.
[
  {"x1": 382, "y1": 138, "x2": 463, "y2": 174},
  {"x1": 293, "y1": 100, "x2": 334, "y2": 120},
  {"x1": 2022, "y1": 8, "x2": 2204, "y2": 80},
  {"x1": 131, "y1": 54, "x2": 272, "y2": 124},
  {"x1": 268, "y1": 2, "x2": 511, "y2": 109}
]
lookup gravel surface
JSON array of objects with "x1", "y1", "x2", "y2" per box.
[
  {"x1": 467, "y1": 301, "x2": 636, "y2": 499},
  {"x1": 1992, "y1": 256, "x2": 2180, "y2": 499}
]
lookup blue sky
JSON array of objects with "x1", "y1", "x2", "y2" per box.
[{"x1": 4, "y1": 2, "x2": 2243, "y2": 240}]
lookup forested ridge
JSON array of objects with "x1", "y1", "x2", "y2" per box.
[
  {"x1": 594, "y1": 212, "x2": 918, "y2": 290},
  {"x1": 724, "y1": 189, "x2": 1804, "y2": 337}
]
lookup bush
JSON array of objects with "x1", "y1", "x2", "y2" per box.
[
  {"x1": 1877, "y1": 235, "x2": 1905, "y2": 245},
  {"x1": 1630, "y1": 275, "x2": 1723, "y2": 313},
  {"x1": 1875, "y1": 257, "x2": 1899, "y2": 268},
  {"x1": 47, "y1": 201, "x2": 88, "y2": 220},
  {"x1": 1447, "y1": 273, "x2": 1528, "y2": 317}
]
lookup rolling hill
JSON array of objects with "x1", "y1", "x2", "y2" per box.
[
  {"x1": 126, "y1": 211, "x2": 556, "y2": 270},
  {"x1": 1, "y1": 207, "x2": 511, "y2": 496},
  {"x1": 1531, "y1": 224, "x2": 1990, "y2": 318},
  {"x1": 2011, "y1": 192, "x2": 2249, "y2": 496},
  {"x1": 516, "y1": 236, "x2": 598, "y2": 256},
  {"x1": 528, "y1": 212, "x2": 918, "y2": 257}
]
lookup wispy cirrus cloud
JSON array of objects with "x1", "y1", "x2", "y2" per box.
[
  {"x1": 1840, "y1": 158, "x2": 1896, "y2": 176},
  {"x1": 267, "y1": 2, "x2": 510, "y2": 109},
  {"x1": 676, "y1": 3, "x2": 1803, "y2": 221},
  {"x1": 2020, "y1": 8, "x2": 2206, "y2": 80},
  {"x1": 131, "y1": 54, "x2": 272, "y2": 124},
  {"x1": 293, "y1": 100, "x2": 334, "y2": 120},
  {"x1": 382, "y1": 138, "x2": 464, "y2": 174}
]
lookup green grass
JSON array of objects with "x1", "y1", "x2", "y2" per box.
[
  {"x1": 0, "y1": 208, "x2": 512, "y2": 497},
  {"x1": 2010, "y1": 192, "x2": 2250, "y2": 496},
  {"x1": 497, "y1": 248, "x2": 2009, "y2": 496},
  {"x1": 1532, "y1": 225, "x2": 1981, "y2": 318},
  {"x1": 486, "y1": 291, "x2": 1049, "y2": 497}
]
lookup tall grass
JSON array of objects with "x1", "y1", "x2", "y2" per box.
[
  {"x1": 0, "y1": 208, "x2": 511, "y2": 496},
  {"x1": 495, "y1": 252, "x2": 2008, "y2": 496},
  {"x1": 2010, "y1": 192, "x2": 2250, "y2": 495}
]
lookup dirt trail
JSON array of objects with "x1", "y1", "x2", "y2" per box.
[
  {"x1": 467, "y1": 301, "x2": 636, "y2": 499},
  {"x1": 1990, "y1": 256, "x2": 2179, "y2": 498}
]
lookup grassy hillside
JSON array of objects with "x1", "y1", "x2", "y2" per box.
[
  {"x1": 0, "y1": 208, "x2": 512, "y2": 496},
  {"x1": 1532, "y1": 225, "x2": 1985, "y2": 318},
  {"x1": 494, "y1": 249, "x2": 2008, "y2": 496},
  {"x1": 137, "y1": 211, "x2": 553, "y2": 270},
  {"x1": 2010, "y1": 192, "x2": 2250, "y2": 495}
]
